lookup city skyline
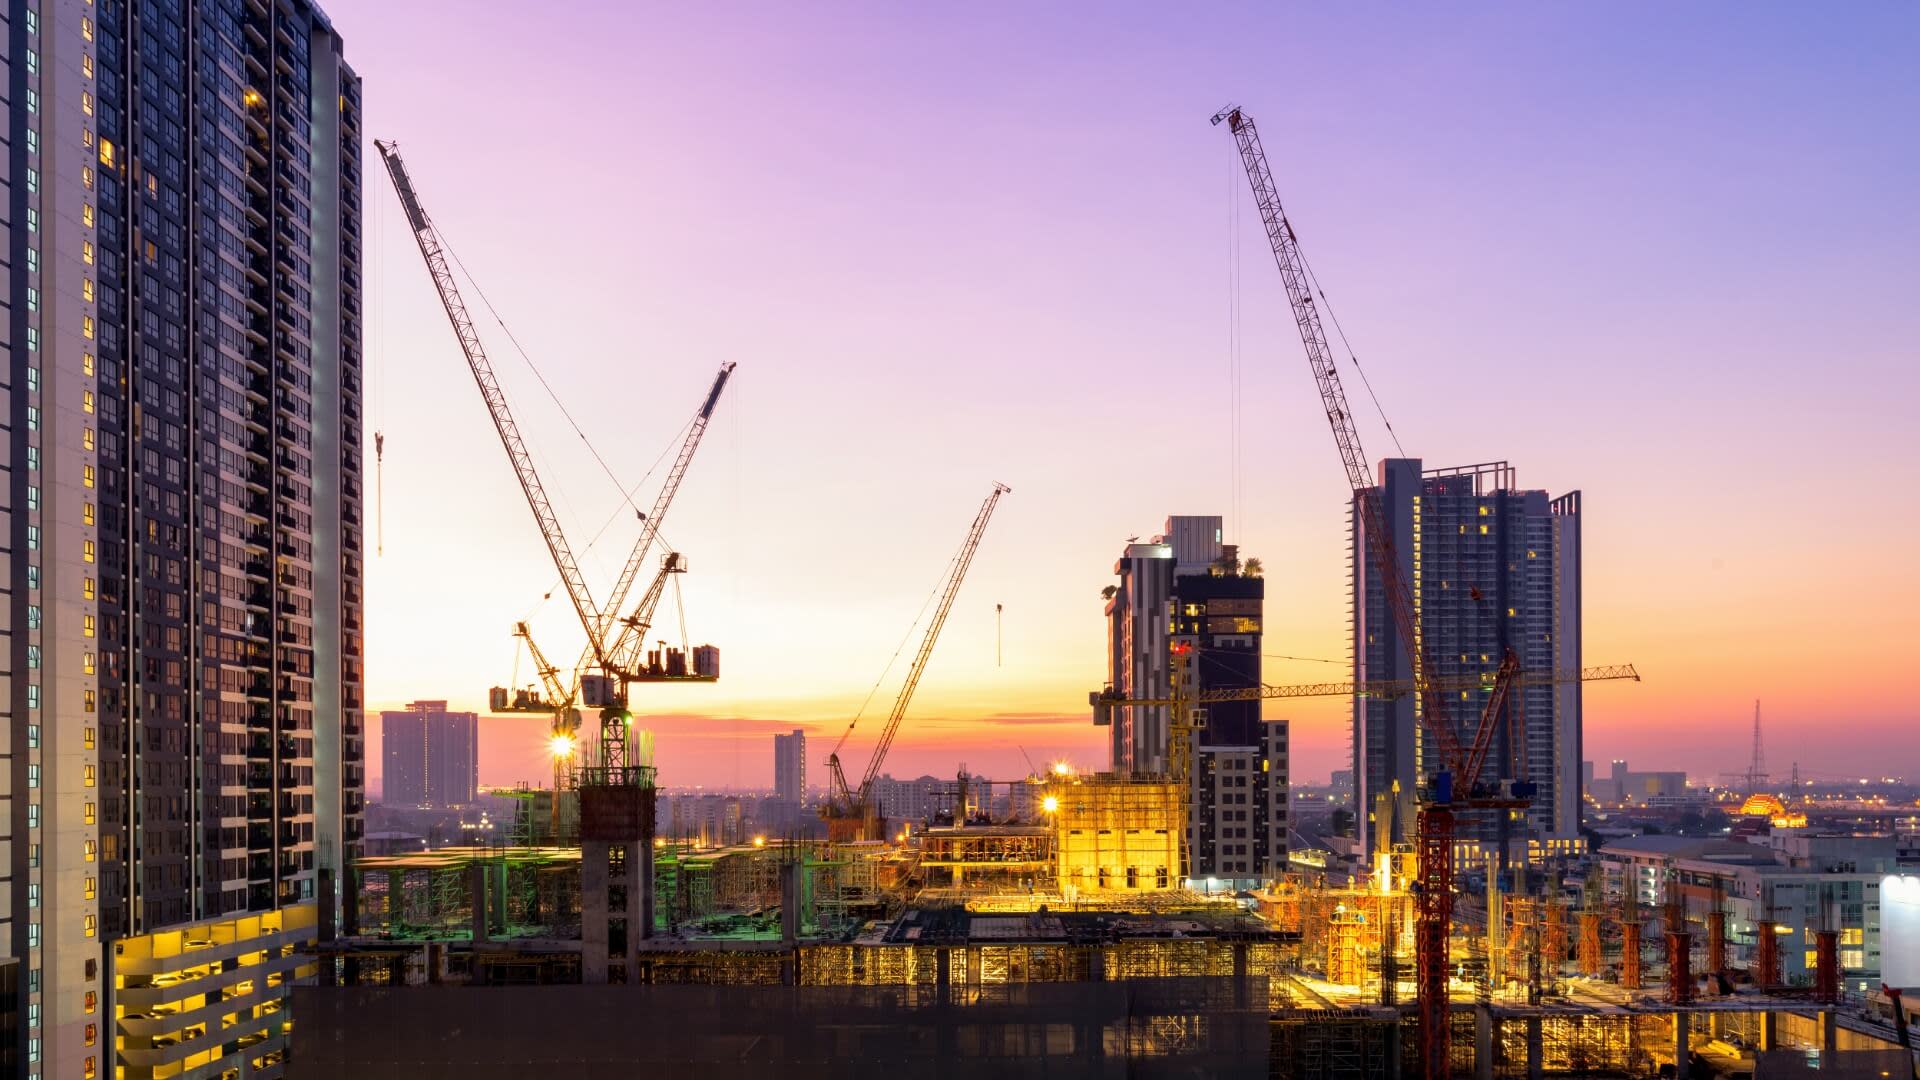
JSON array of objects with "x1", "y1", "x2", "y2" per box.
[{"x1": 339, "y1": 2, "x2": 1917, "y2": 790}]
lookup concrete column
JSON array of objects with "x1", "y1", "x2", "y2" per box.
[
  {"x1": 966, "y1": 944, "x2": 982, "y2": 986},
  {"x1": 427, "y1": 942, "x2": 445, "y2": 985},
  {"x1": 1475, "y1": 1006, "x2": 1494, "y2": 1080},
  {"x1": 386, "y1": 870, "x2": 405, "y2": 925},
  {"x1": 582, "y1": 841, "x2": 610, "y2": 984},
  {"x1": 1758, "y1": 1011, "x2": 1777, "y2": 1052},
  {"x1": 343, "y1": 867, "x2": 360, "y2": 935},
  {"x1": 1233, "y1": 942, "x2": 1250, "y2": 1009},
  {"x1": 1386, "y1": 1015, "x2": 1403, "y2": 1080},
  {"x1": 637, "y1": 842, "x2": 656, "y2": 942},
  {"x1": 1089, "y1": 947, "x2": 1106, "y2": 983},
  {"x1": 1526, "y1": 1016, "x2": 1543, "y2": 1080},
  {"x1": 490, "y1": 860, "x2": 508, "y2": 934},
  {"x1": 624, "y1": 842, "x2": 644, "y2": 980},
  {"x1": 469, "y1": 862, "x2": 488, "y2": 943},
  {"x1": 1672, "y1": 1011, "x2": 1690, "y2": 1080},
  {"x1": 780, "y1": 861, "x2": 801, "y2": 944},
  {"x1": 1820, "y1": 1009, "x2": 1838, "y2": 1054}
]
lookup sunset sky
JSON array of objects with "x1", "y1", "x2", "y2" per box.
[{"x1": 335, "y1": 3, "x2": 1919, "y2": 794}]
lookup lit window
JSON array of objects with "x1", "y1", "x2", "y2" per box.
[
  {"x1": 83, "y1": 540, "x2": 96, "y2": 565},
  {"x1": 83, "y1": 765, "x2": 95, "y2": 788},
  {"x1": 82, "y1": 203, "x2": 94, "y2": 227},
  {"x1": 83, "y1": 690, "x2": 95, "y2": 713},
  {"x1": 83, "y1": 464, "x2": 95, "y2": 488},
  {"x1": 84, "y1": 993, "x2": 95, "y2": 1015},
  {"x1": 82, "y1": 165, "x2": 93, "y2": 188},
  {"x1": 83, "y1": 727, "x2": 94, "y2": 749},
  {"x1": 83, "y1": 503, "x2": 95, "y2": 526},
  {"x1": 83, "y1": 352, "x2": 95, "y2": 376},
  {"x1": 82, "y1": 55, "x2": 93, "y2": 79},
  {"x1": 82, "y1": 240, "x2": 94, "y2": 265},
  {"x1": 81, "y1": 17, "x2": 93, "y2": 41},
  {"x1": 83, "y1": 915, "x2": 95, "y2": 939},
  {"x1": 98, "y1": 139, "x2": 114, "y2": 167},
  {"x1": 84, "y1": 840, "x2": 96, "y2": 863},
  {"x1": 83, "y1": 390, "x2": 94, "y2": 414},
  {"x1": 82, "y1": 316, "x2": 95, "y2": 340},
  {"x1": 83, "y1": 805, "x2": 95, "y2": 826},
  {"x1": 82, "y1": 278, "x2": 94, "y2": 302},
  {"x1": 1478, "y1": 524, "x2": 1489, "y2": 535},
  {"x1": 84, "y1": 1022, "x2": 95, "y2": 1046},
  {"x1": 83, "y1": 576, "x2": 96, "y2": 599},
  {"x1": 83, "y1": 653, "x2": 95, "y2": 675},
  {"x1": 82, "y1": 613, "x2": 95, "y2": 637},
  {"x1": 83, "y1": 1056, "x2": 95, "y2": 1080}
]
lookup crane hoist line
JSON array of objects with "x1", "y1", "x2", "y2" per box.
[{"x1": 823, "y1": 483, "x2": 1011, "y2": 844}]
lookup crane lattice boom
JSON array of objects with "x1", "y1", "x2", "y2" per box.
[
  {"x1": 376, "y1": 141, "x2": 605, "y2": 663},
  {"x1": 1209, "y1": 106, "x2": 1466, "y2": 775}
]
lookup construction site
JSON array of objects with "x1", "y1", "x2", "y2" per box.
[{"x1": 308, "y1": 125, "x2": 1920, "y2": 1079}]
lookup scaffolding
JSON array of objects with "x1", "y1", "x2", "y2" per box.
[
  {"x1": 352, "y1": 846, "x2": 582, "y2": 940},
  {"x1": 1050, "y1": 777, "x2": 1183, "y2": 895}
]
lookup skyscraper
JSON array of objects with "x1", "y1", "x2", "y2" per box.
[
  {"x1": 1103, "y1": 516, "x2": 1287, "y2": 883},
  {"x1": 1353, "y1": 460, "x2": 1580, "y2": 863},
  {"x1": 7, "y1": 2, "x2": 363, "y2": 1075},
  {"x1": 381, "y1": 702, "x2": 479, "y2": 807},
  {"x1": 773, "y1": 729, "x2": 806, "y2": 805}
]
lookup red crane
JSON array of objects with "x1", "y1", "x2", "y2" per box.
[{"x1": 1213, "y1": 104, "x2": 1530, "y2": 1080}]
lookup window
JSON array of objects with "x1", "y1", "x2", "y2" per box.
[
  {"x1": 83, "y1": 503, "x2": 95, "y2": 526},
  {"x1": 82, "y1": 55, "x2": 92, "y2": 79},
  {"x1": 82, "y1": 16, "x2": 93, "y2": 41},
  {"x1": 84, "y1": 1023, "x2": 95, "y2": 1046},
  {"x1": 83, "y1": 804, "x2": 95, "y2": 826},
  {"x1": 83, "y1": 727, "x2": 95, "y2": 750},
  {"x1": 83, "y1": 916, "x2": 96, "y2": 939},
  {"x1": 84, "y1": 840, "x2": 96, "y2": 863},
  {"x1": 82, "y1": 203, "x2": 93, "y2": 227},
  {"x1": 83, "y1": 352, "x2": 95, "y2": 376},
  {"x1": 84, "y1": 992, "x2": 96, "y2": 1015},
  {"x1": 83, "y1": 652, "x2": 95, "y2": 675},
  {"x1": 83, "y1": 464, "x2": 95, "y2": 488},
  {"x1": 83, "y1": 689, "x2": 95, "y2": 714},
  {"x1": 82, "y1": 278, "x2": 94, "y2": 302},
  {"x1": 98, "y1": 139, "x2": 114, "y2": 167},
  {"x1": 82, "y1": 315, "x2": 94, "y2": 340},
  {"x1": 82, "y1": 240, "x2": 94, "y2": 265},
  {"x1": 82, "y1": 614, "x2": 95, "y2": 638},
  {"x1": 83, "y1": 390, "x2": 94, "y2": 413},
  {"x1": 83, "y1": 577, "x2": 96, "y2": 599},
  {"x1": 83, "y1": 765, "x2": 95, "y2": 788},
  {"x1": 83, "y1": 539, "x2": 96, "y2": 564}
]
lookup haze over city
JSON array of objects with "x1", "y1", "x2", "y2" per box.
[{"x1": 346, "y1": 3, "x2": 1919, "y2": 791}]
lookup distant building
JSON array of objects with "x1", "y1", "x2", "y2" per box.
[
  {"x1": 667, "y1": 793, "x2": 746, "y2": 847},
  {"x1": 1586, "y1": 760, "x2": 1688, "y2": 805},
  {"x1": 1354, "y1": 461, "x2": 1581, "y2": 860},
  {"x1": 382, "y1": 701, "x2": 480, "y2": 807},
  {"x1": 871, "y1": 774, "x2": 955, "y2": 829},
  {"x1": 1102, "y1": 516, "x2": 1287, "y2": 884},
  {"x1": 1600, "y1": 833, "x2": 1894, "y2": 993},
  {"x1": 774, "y1": 729, "x2": 807, "y2": 804}
]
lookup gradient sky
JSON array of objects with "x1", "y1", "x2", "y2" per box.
[{"x1": 333, "y1": 2, "x2": 1920, "y2": 794}]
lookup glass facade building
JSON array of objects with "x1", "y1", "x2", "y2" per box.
[{"x1": 4, "y1": 0, "x2": 362, "y2": 1074}]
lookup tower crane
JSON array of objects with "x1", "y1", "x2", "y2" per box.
[
  {"x1": 823, "y1": 483, "x2": 1011, "y2": 843},
  {"x1": 1090, "y1": 663, "x2": 1638, "y2": 879},
  {"x1": 378, "y1": 140, "x2": 729, "y2": 787},
  {"x1": 1213, "y1": 104, "x2": 1566, "y2": 1079}
]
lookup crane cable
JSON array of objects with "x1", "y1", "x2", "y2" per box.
[
  {"x1": 436, "y1": 224, "x2": 645, "y2": 521},
  {"x1": 1295, "y1": 242, "x2": 1406, "y2": 459},
  {"x1": 828, "y1": 526, "x2": 971, "y2": 761}
]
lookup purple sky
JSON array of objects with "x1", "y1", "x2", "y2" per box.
[{"x1": 338, "y1": 3, "x2": 1920, "y2": 791}]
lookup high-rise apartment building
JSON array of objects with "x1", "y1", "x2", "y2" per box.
[
  {"x1": 6, "y1": 1, "x2": 363, "y2": 1075},
  {"x1": 1353, "y1": 461, "x2": 1580, "y2": 862},
  {"x1": 1102, "y1": 516, "x2": 1287, "y2": 883},
  {"x1": 380, "y1": 702, "x2": 478, "y2": 807},
  {"x1": 773, "y1": 729, "x2": 806, "y2": 805}
]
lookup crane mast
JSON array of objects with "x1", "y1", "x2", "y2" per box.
[
  {"x1": 825, "y1": 483, "x2": 1011, "y2": 841},
  {"x1": 375, "y1": 140, "x2": 606, "y2": 663}
]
